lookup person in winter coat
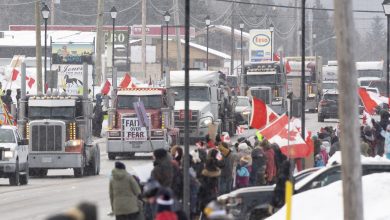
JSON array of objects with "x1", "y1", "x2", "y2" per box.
[
  {"x1": 198, "y1": 158, "x2": 221, "y2": 212},
  {"x1": 170, "y1": 145, "x2": 183, "y2": 167},
  {"x1": 236, "y1": 156, "x2": 251, "y2": 188},
  {"x1": 250, "y1": 144, "x2": 266, "y2": 186},
  {"x1": 262, "y1": 140, "x2": 276, "y2": 184},
  {"x1": 151, "y1": 149, "x2": 173, "y2": 188},
  {"x1": 329, "y1": 136, "x2": 340, "y2": 157},
  {"x1": 270, "y1": 143, "x2": 287, "y2": 175},
  {"x1": 154, "y1": 188, "x2": 178, "y2": 220},
  {"x1": 271, "y1": 160, "x2": 291, "y2": 211},
  {"x1": 378, "y1": 124, "x2": 390, "y2": 159},
  {"x1": 373, "y1": 110, "x2": 390, "y2": 156},
  {"x1": 362, "y1": 126, "x2": 376, "y2": 156},
  {"x1": 143, "y1": 178, "x2": 161, "y2": 220},
  {"x1": 314, "y1": 154, "x2": 325, "y2": 167},
  {"x1": 319, "y1": 145, "x2": 329, "y2": 165},
  {"x1": 190, "y1": 149, "x2": 206, "y2": 178},
  {"x1": 312, "y1": 135, "x2": 322, "y2": 160},
  {"x1": 218, "y1": 142, "x2": 236, "y2": 194},
  {"x1": 109, "y1": 161, "x2": 142, "y2": 220},
  {"x1": 92, "y1": 94, "x2": 104, "y2": 137},
  {"x1": 2, "y1": 89, "x2": 12, "y2": 112}
]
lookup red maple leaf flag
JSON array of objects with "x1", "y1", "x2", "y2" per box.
[
  {"x1": 26, "y1": 76, "x2": 35, "y2": 88},
  {"x1": 11, "y1": 68, "x2": 19, "y2": 81},
  {"x1": 119, "y1": 73, "x2": 131, "y2": 88},
  {"x1": 285, "y1": 61, "x2": 292, "y2": 74},
  {"x1": 273, "y1": 52, "x2": 280, "y2": 61},
  {"x1": 250, "y1": 97, "x2": 279, "y2": 129},
  {"x1": 358, "y1": 87, "x2": 387, "y2": 115},
  {"x1": 101, "y1": 80, "x2": 111, "y2": 95},
  {"x1": 259, "y1": 114, "x2": 312, "y2": 158}
]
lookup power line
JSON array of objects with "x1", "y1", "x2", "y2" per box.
[
  {"x1": 0, "y1": 0, "x2": 38, "y2": 6},
  {"x1": 214, "y1": 0, "x2": 385, "y2": 14},
  {"x1": 57, "y1": 1, "x2": 141, "y2": 17}
]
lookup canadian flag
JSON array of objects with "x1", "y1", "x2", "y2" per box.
[
  {"x1": 25, "y1": 76, "x2": 36, "y2": 88},
  {"x1": 362, "y1": 110, "x2": 373, "y2": 127},
  {"x1": 285, "y1": 61, "x2": 292, "y2": 74},
  {"x1": 358, "y1": 87, "x2": 387, "y2": 115},
  {"x1": 119, "y1": 73, "x2": 131, "y2": 88},
  {"x1": 101, "y1": 80, "x2": 111, "y2": 95},
  {"x1": 250, "y1": 97, "x2": 279, "y2": 129},
  {"x1": 273, "y1": 52, "x2": 280, "y2": 61},
  {"x1": 259, "y1": 114, "x2": 313, "y2": 158},
  {"x1": 11, "y1": 68, "x2": 19, "y2": 81}
]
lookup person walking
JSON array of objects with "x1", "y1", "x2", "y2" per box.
[
  {"x1": 198, "y1": 157, "x2": 221, "y2": 214},
  {"x1": 2, "y1": 89, "x2": 12, "y2": 112},
  {"x1": 250, "y1": 144, "x2": 266, "y2": 186},
  {"x1": 151, "y1": 149, "x2": 173, "y2": 188},
  {"x1": 235, "y1": 156, "x2": 251, "y2": 189},
  {"x1": 92, "y1": 94, "x2": 104, "y2": 137},
  {"x1": 109, "y1": 161, "x2": 143, "y2": 220}
]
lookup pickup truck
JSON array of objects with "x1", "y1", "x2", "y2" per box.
[{"x1": 0, "y1": 125, "x2": 29, "y2": 185}]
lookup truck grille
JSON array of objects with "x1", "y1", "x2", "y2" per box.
[
  {"x1": 251, "y1": 90, "x2": 270, "y2": 104},
  {"x1": 31, "y1": 125, "x2": 63, "y2": 151},
  {"x1": 174, "y1": 110, "x2": 199, "y2": 129}
]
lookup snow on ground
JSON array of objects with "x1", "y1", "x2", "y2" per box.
[{"x1": 267, "y1": 173, "x2": 390, "y2": 220}]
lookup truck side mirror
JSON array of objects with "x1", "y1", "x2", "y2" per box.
[{"x1": 18, "y1": 139, "x2": 29, "y2": 145}]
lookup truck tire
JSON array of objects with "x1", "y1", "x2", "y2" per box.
[
  {"x1": 19, "y1": 162, "x2": 29, "y2": 185},
  {"x1": 108, "y1": 153, "x2": 116, "y2": 160},
  {"x1": 74, "y1": 167, "x2": 84, "y2": 177},
  {"x1": 9, "y1": 160, "x2": 20, "y2": 186}
]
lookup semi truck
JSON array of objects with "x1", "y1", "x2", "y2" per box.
[
  {"x1": 168, "y1": 70, "x2": 236, "y2": 142},
  {"x1": 18, "y1": 63, "x2": 100, "y2": 178},
  {"x1": 106, "y1": 87, "x2": 178, "y2": 160},
  {"x1": 243, "y1": 61, "x2": 287, "y2": 115}
]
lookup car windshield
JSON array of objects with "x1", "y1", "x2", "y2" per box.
[
  {"x1": 0, "y1": 129, "x2": 15, "y2": 143},
  {"x1": 322, "y1": 83, "x2": 337, "y2": 90},
  {"x1": 29, "y1": 107, "x2": 75, "y2": 119},
  {"x1": 358, "y1": 70, "x2": 382, "y2": 78},
  {"x1": 237, "y1": 98, "x2": 250, "y2": 107},
  {"x1": 117, "y1": 95, "x2": 162, "y2": 109},
  {"x1": 170, "y1": 86, "x2": 210, "y2": 101},
  {"x1": 323, "y1": 94, "x2": 338, "y2": 101}
]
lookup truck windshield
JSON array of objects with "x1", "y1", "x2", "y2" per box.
[
  {"x1": 29, "y1": 107, "x2": 75, "y2": 119},
  {"x1": 170, "y1": 87, "x2": 210, "y2": 101},
  {"x1": 246, "y1": 75, "x2": 276, "y2": 86},
  {"x1": 117, "y1": 95, "x2": 162, "y2": 109},
  {"x1": 237, "y1": 98, "x2": 250, "y2": 107},
  {"x1": 358, "y1": 70, "x2": 382, "y2": 78},
  {"x1": 0, "y1": 129, "x2": 15, "y2": 143},
  {"x1": 322, "y1": 82, "x2": 337, "y2": 90}
]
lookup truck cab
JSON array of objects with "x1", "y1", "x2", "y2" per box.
[
  {"x1": 106, "y1": 88, "x2": 177, "y2": 159},
  {"x1": 0, "y1": 125, "x2": 29, "y2": 185},
  {"x1": 24, "y1": 94, "x2": 100, "y2": 177}
]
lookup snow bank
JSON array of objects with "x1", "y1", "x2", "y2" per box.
[
  {"x1": 267, "y1": 173, "x2": 390, "y2": 220},
  {"x1": 327, "y1": 151, "x2": 390, "y2": 166}
]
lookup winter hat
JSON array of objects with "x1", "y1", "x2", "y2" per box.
[
  {"x1": 156, "y1": 188, "x2": 175, "y2": 212},
  {"x1": 153, "y1": 148, "x2": 168, "y2": 160},
  {"x1": 115, "y1": 161, "x2": 126, "y2": 170},
  {"x1": 238, "y1": 142, "x2": 249, "y2": 152},
  {"x1": 143, "y1": 178, "x2": 161, "y2": 198},
  {"x1": 240, "y1": 155, "x2": 251, "y2": 165}
]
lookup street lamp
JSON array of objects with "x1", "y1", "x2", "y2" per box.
[
  {"x1": 240, "y1": 22, "x2": 244, "y2": 96},
  {"x1": 269, "y1": 24, "x2": 274, "y2": 61},
  {"x1": 110, "y1": 6, "x2": 117, "y2": 75},
  {"x1": 383, "y1": 0, "x2": 390, "y2": 97},
  {"x1": 164, "y1": 11, "x2": 171, "y2": 69},
  {"x1": 205, "y1": 15, "x2": 210, "y2": 70},
  {"x1": 41, "y1": 4, "x2": 50, "y2": 92}
]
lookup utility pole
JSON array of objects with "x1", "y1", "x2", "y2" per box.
[
  {"x1": 295, "y1": 0, "x2": 299, "y2": 55},
  {"x1": 183, "y1": 0, "x2": 190, "y2": 218},
  {"x1": 334, "y1": 0, "x2": 364, "y2": 219},
  {"x1": 142, "y1": 0, "x2": 147, "y2": 80},
  {"x1": 174, "y1": 0, "x2": 182, "y2": 70},
  {"x1": 50, "y1": 0, "x2": 55, "y2": 25},
  {"x1": 301, "y1": 0, "x2": 306, "y2": 139},
  {"x1": 35, "y1": 1, "x2": 43, "y2": 93},
  {"x1": 95, "y1": 0, "x2": 104, "y2": 85},
  {"x1": 230, "y1": 3, "x2": 235, "y2": 76}
]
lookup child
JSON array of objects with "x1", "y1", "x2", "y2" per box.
[
  {"x1": 314, "y1": 154, "x2": 325, "y2": 167},
  {"x1": 236, "y1": 156, "x2": 251, "y2": 188}
]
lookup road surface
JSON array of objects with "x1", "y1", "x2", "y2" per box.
[{"x1": 0, "y1": 113, "x2": 337, "y2": 220}]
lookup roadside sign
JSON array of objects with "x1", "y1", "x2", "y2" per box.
[
  {"x1": 104, "y1": 30, "x2": 129, "y2": 45},
  {"x1": 122, "y1": 117, "x2": 147, "y2": 141}
]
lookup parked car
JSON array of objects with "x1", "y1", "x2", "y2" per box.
[
  {"x1": 220, "y1": 162, "x2": 390, "y2": 220},
  {"x1": 234, "y1": 96, "x2": 251, "y2": 125},
  {"x1": 0, "y1": 125, "x2": 29, "y2": 185},
  {"x1": 318, "y1": 91, "x2": 339, "y2": 122}
]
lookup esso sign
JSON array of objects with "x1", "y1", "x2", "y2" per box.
[{"x1": 252, "y1": 34, "x2": 270, "y2": 47}]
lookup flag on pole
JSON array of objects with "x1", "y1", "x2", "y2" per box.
[
  {"x1": 250, "y1": 97, "x2": 279, "y2": 129},
  {"x1": 285, "y1": 61, "x2": 292, "y2": 74},
  {"x1": 358, "y1": 87, "x2": 387, "y2": 115},
  {"x1": 119, "y1": 73, "x2": 131, "y2": 88},
  {"x1": 11, "y1": 69, "x2": 19, "y2": 81},
  {"x1": 101, "y1": 80, "x2": 111, "y2": 95},
  {"x1": 259, "y1": 114, "x2": 313, "y2": 158}
]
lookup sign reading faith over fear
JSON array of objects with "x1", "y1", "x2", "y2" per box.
[
  {"x1": 249, "y1": 29, "x2": 272, "y2": 62},
  {"x1": 123, "y1": 117, "x2": 147, "y2": 141}
]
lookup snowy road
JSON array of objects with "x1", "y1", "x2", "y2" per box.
[{"x1": 0, "y1": 113, "x2": 336, "y2": 220}]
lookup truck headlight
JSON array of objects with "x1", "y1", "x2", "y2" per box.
[
  {"x1": 242, "y1": 110, "x2": 251, "y2": 115},
  {"x1": 152, "y1": 130, "x2": 164, "y2": 136},
  {"x1": 108, "y1": 131, "x2": 121, "y2": 137},
  {"x1": 4, "y1": 151, "x2": 14, "y2": 159},
  {"x1": 65, "y1": 140, "x2": 82, "y2": 147},
  {"x1": 200, "y1": 117, "x2": 212, "y2": 127}
]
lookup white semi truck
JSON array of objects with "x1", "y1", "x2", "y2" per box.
[{"x1": 168, "y1": 70, "x2": 235, "y2": 142}]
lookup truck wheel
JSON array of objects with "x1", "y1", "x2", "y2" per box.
[
  {"x1": 9, "y1": 160, "x2": 20, "y2": 186},
  {"x1": 127, "y1": 152, "x2": 135, "y2": 158},
  {"x1": 74, "y1": 167, "x2": 84, "y2": 177},
  {"x1": 19, "y1": 162, "x2": 29, "y2": 185},
  {"x1": 108, "y1": 153, "x2": 116, "y2": 160},
  {"x1": 318, "y1": 114, "x2": 325, "y2": 122},
  {"x1": 37, "y1": 169, "x2": 48, "y2": 177}
]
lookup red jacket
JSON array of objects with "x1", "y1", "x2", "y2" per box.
[
  {"x1": 155, "y1": 211, "x2": 178, "y2": 220},
  {"x1": 264, "y1": 148, "x2": 276, "y2": 182}
]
